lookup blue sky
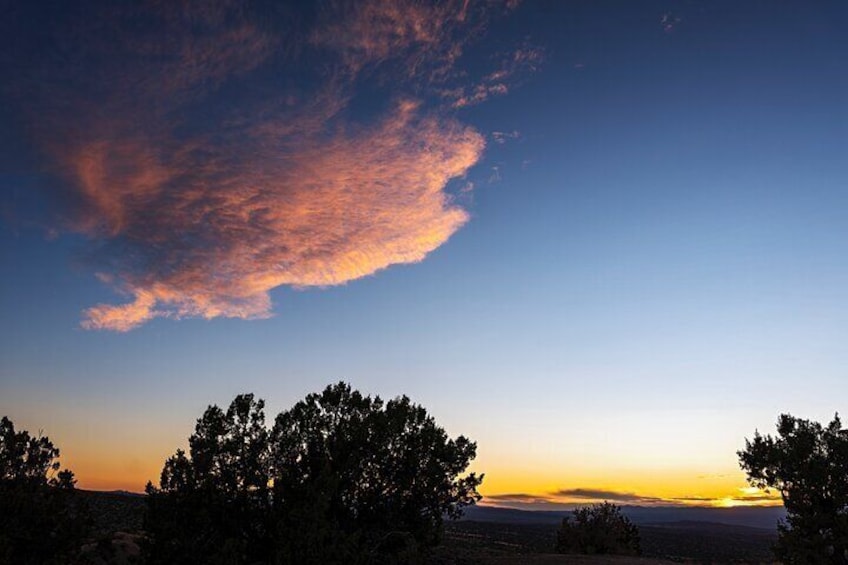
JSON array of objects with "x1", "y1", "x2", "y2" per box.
[{"x1": 1, "y1": 0, "x2": 847, "y2": 502}]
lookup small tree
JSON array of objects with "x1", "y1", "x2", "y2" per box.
[
  {"x1": 55, "y1": 469, "x2": 77, "y2": 490},
  {"x1": 556, "y1": 502, "x2": 641, "y2": 556},
  {"x1": 0, "y1": 416, "x2": 88, "y2": 565},
  {"x1": 738, "y1": 413, "x2": 848, "y2": 564}
]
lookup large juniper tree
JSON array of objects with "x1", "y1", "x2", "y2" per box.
[
  {"x1": 739, "y1": 413, "x2": 848, "y2": 564},
  {"x1": 145, "y1": 383, "x2": 483, "y2": 565},
  {"x1": 270, "y1": 382, "x2": 483, "y2": 563}
]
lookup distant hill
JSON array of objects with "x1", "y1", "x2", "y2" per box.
[
  {"x1": 79, "y1": 489, "x2": 146, "y2": 535},
  {"x1": 443, "y1": 518, "x2": 777, "y2": 563},
  {"x1": 104, "y1": 489, "x2": 145, "y2": 497},
  {"x1": 463, "y1": 504, "x2": 785, "y2": 530}
]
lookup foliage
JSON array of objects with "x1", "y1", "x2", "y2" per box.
[
  {"x1": 144, "y1": 383, "x2": 483, "y2": 564},
  {"x1": 0, "y1": 415, "x2": 60, "y2": 484},
  {"x1": 0, "y1": 416, "x2": 89, "y2": 565},
  {"x1": 144, "y1": 394, "x2": 272, "y2": 564},
  {"x1": 270, "y1": 382, "x2": 483, "y2": 564},
  {"x1": 556, "y1": 502, "x2": 641, "y2": 556},
  {"x1": 56, "y1": 469, "x2": 77, "y2": 490},
  {"x1": 739, "y1": 413, "x2": 848, "y2": 564}
]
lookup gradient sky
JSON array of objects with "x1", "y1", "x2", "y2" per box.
[{"x1": 2, "y1": 0, "x2": 847, "y2": 507}]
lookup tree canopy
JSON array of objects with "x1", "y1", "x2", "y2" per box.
[
  {"x1": 1, "y1": 416, "x2": 61, "y2": 485},
  {"x1": 0, "y1": 416, "x2": 88, "y2": 565},
  {"x1": 145, "y1": 382, "x2": 483, "y2": 564},
  {"x1": 145, "y1": 394, "x2": 273, "y2": 564},
  {"x1": 739, "y1": 413, "x2": 848, "y2": 564}
]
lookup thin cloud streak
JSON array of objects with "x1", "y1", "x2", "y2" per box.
[
  {"x1": 551, "y1": 488, "x2": 664, "y2": 504},
  {"x1": 485, "y1": 493, "x2": 554, "y2": 503},
  {"x1": 9, "y1": 0, "x2": 526, "y2": 331}
]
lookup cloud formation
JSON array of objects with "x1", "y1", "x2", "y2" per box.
[
  {"x1": 551, "y1": 488, "x2": 664, "y2": 504},
  {"x1": 73, "y1": 100, "x2": 483, "y2": 331},
  {"x1": 484, "y1": 493, "x2": 556, "y2": 504},
  {"x1": 9, "y1": 0, "x2": 525, "y2": 331},
  {"x1": 444, "y1": 45, "x2": 543, "y2": 108}
]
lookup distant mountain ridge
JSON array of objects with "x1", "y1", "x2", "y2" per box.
[
  {"x1": 103, "y1": 490, "x2": 145, "y2": 497},
  {"x1": 464, "y1": 503, "x2": 786, "y2": 530}
]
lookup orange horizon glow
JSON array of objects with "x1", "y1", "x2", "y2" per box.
[
  {"x1": 71, "y1": 481, "x2": 782, "y2": 509},
  {"x1": 478, "y1": 488, "x2": 783, "y2": 509},
  {"x1": 469, "y1": 461, "x2": 783, "y2": 510},
  {"x1": 64, "y1": 458, "x2": 782, "y2": 509}
]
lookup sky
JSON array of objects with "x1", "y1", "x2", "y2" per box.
[{"x1": 1, "y1": 0, "x2": 847, "y2": 508}]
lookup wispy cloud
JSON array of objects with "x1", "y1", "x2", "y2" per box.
[
  {"x1": 9, "y1": 0, "x2": 528, "y2": 331},
  {"x1": 311, "y1": 0, "x2": 476, "y2": 77},
  {"x1": 485, "y1": 493, "x2": 556, "y2": 504},
  {"x1": 660, "y1": 12, "x2": 682, "y2": 33},
  {"x1": 447, "y1": 44, "x2": 543, "y2": 108},
  {"x1": 491, "y1": 130, "x2": 521, "y2": 144},
  {"x1": 551, "y1": 488, "x2": 665, "y2": 505}
]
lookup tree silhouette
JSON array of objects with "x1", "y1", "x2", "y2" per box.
[
  {"x1": 55, "y1": 469, "x2": 77, "y2": 490},
  {"x1": 0, "y1": 416, "x2": 88, "y2": 565},
  {"x1": 145, "y1": 383, "x2": 483, "y2": 564},
  {"x1": 556, "y1": 502, "x2": 641, "y2": 556},
  {"x1": 145, "y1": 394, "x2": 272, "y2": 564},
  {"x1": 1, "y1": 416, "x2": 61, "y2": 485},
  {"x1": 739, "y1": 413, "x2": 848, "y2": 564},
  {"x1": 270, "y1": 382, "x2": 483, "y2": 563}
]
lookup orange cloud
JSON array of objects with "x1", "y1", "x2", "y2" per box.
[
  {"x1": 446, "y1": 44, "x2": 543, "y2": 108},
  {"x1": 312, "y1": 0, "x2": 460, "y2": 73},
  {"x1": 11, "y1": 1, "x2": 523, "y2": 331},
  {"x1": 77, "y1": 103, "x2": 483, "y2": 331}
]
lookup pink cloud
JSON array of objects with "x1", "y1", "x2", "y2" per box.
[
  {"x1": 446, "y1": 44, "x2": 543, "y2": 108},
  {"x1": 67, "y1": 97, "x2": 484, "y2": 331},
  {"x1": 13, "y1": 0, "x2": 524, "y2": 331}
]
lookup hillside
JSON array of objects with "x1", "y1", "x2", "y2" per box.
[
  {"x1": 77, "y1": 491, "x2": 779, "y2": 563},
  {"x1": 439, "y1": 519, "x2": 776, "y2": 563},
  {"x1": 463, "y1": 504, "x2": 786, "y2": 530}
]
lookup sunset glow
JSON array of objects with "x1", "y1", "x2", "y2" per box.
[{"x1": 3, "y1": 0, "x2": 847, "y2": 521}]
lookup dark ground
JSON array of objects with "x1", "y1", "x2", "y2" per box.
[
  {"x1": 76, "y1": 491, "x2": 778, "y2": 564},
  {"x1": 436, "y1": 520, "x2": 776, "y2": 564},
  {"x1": 80, "y1": 491, "x2": 146, "y2": 536}
]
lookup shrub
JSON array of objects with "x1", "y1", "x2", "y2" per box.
[{"x1": 556, "y1": 502, "x2": 641, "y2": 556}]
